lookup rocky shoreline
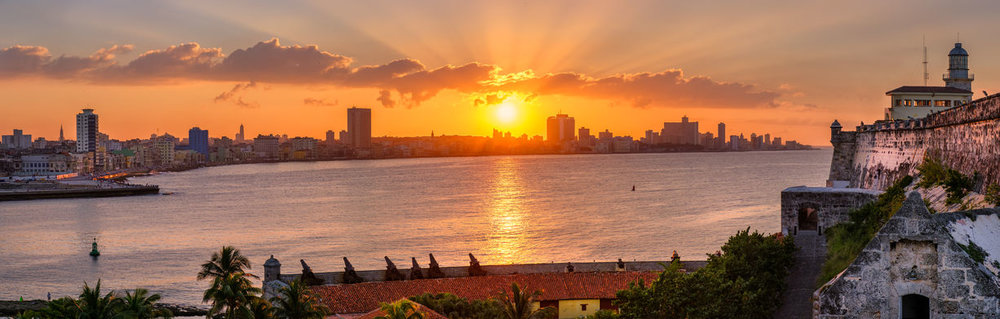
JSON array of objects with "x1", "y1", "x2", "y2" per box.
[{"x1": 0, "y1": 300, "x2": 207, "y2": 317}]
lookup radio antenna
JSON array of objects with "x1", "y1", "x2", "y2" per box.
[{"x1": 922, "y1": 35, "x2": 928, "y2": 86}]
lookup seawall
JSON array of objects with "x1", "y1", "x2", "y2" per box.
[
  {"x1": 829, "y1": 93, "x2": 1000, "y2": 191},
  {"x1": 0, "y1": 185, "x2": 159, "y2": 201}
]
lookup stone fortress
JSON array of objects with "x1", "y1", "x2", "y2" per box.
[{"x1": 781, "y1": 42, "x2": 1000, "y2": 318}]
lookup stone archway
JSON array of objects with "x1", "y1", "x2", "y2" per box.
[
  {"x1": 901, "y1": 294, "x2": 929, "y2": 319},
  {"x1": 797, "y1": 204, "x2": 818, "y2": 231}
]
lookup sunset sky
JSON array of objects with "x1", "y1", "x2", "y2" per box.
[{"x1": 2, "y1": 0, "x2": 999, "y2": 145}]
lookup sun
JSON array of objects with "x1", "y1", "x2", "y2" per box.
[{"x1": 496, "y1": 101, "x2": 518, "y2": 123}]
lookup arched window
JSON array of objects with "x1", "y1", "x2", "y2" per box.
[{"x1": 901, "y1": 294, "x2": 929, "y2": 319}]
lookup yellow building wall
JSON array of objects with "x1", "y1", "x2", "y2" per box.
[{"x1": 558, "y1": 299, "x2": 601, "y2": 319}]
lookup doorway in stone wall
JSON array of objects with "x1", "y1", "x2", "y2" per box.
[
  {"x1": 901, "y1": 294, "x2": 929, "y2": 319},
  {"x1": 797, "y1": 205, "x2": 818, "y2": 231}
]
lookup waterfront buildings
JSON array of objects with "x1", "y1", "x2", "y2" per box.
[
  {"x1": 188, "y1": 127, "x2": 209, "y2": 156},
  {"x1": 1, "y1": 129, "x2": 32, "y2": 149},
  {"x1": 885, "y1": 43, "x2": 974, "y2": 120},
  {"x1": 717, "y1": 123, "x2": 726, "y2": 148},
  {"x1": 235, "y1": 124, "x2": 245, "y2": 143},
  {"x1": 254, "y1": 135, "x2": 281, "y2": 159},
  {"x1": 75, "y1": 109, "x2": 98, "y2": 154},
  {"x1": 347, "y1": 107, "x2": 372, "y2": 149},
  {"x1": 660, "y1": 116, "x2": 699, "y2": 145},
  {"x1": 546, "y1": 113, "x2": 575, "y2": 143}
]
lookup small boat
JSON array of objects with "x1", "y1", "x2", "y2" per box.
[
  {"x1": 632, "y1": 185, "x2": 635, "y2": 191},
  {"x1": 161, "y1": 191, "x2": 175, "y2": 195},
  {"x1": 89, "y1": 238, "x2": 100, "y2": 257}
]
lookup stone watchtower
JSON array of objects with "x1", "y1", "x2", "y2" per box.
[
  {"x1": 827, "y1": 120, "x2": 857, "y2": 187},
  {"x1": 264, "y1": 255, "x2": 281, "y2": 282}
]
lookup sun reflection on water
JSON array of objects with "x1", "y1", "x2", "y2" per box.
[{"x1": 486, "y1": 157, "x2": 531, "y2": 264}]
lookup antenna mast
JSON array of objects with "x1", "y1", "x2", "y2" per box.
[{"x1": 922, "y1": 35, "x2": 928, "y2": 86}]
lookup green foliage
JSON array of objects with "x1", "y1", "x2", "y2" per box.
[
  {"x1": 985, "y1": 184, "x2": 1000, "y2": 206},
  {"x1": 199, "y1": 246, "x2": 262, "y2": 319},
  {"x1": 614, "y1": 228, "x2": 797, "y2": 319},
  {"x1": 119, "y1": 288, "x2": 173, "y2": 319},
  {"x1": 376, "y1": 300, "x2": 425, "y2": 319},
  {"x1": 819, "y1": 176, "x2": 913, "y2": 286},
  {"x1": 923, "y1": 199, "x2": 937, "y2": 214},
  {"x1": 584, "y1": 310, "x2": 619, "y2": 319},
  {"x1": 409, "y1": 293, "x2": 502, "y2": 319},
  {"x1": 496, "y1": 283, "x2": 555, "y2": 319},
  {"x1": 958, "y1": 241, "x2": 989, "y2": 264},
  {"x1": 270, "y1": 280, "x2": 328, "y2": 319},
  {"x1": 21, "y1": 282, "x2": 172, "y2": 319},
  {"x1": 916, "y1": 154, "x2": 974, "y2": 205}
]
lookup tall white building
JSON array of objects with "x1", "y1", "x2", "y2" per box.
[
  {"x1": 76, "y1": 109, "x2": 98, "y2": 153},
  {"x1": 885, "y1": 43, "x2": 974, "y2": 120}
]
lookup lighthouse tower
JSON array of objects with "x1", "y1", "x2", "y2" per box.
[{"x1": 944, "y1": 43, "x2": 973, "y2": 91}]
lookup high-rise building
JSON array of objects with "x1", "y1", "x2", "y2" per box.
[
  {"x1": 76, "y1": 109, "x2": 98, "y2": 153},
  {"x1": 325, "y1": 130, "x2": 337, "y2": 145},
  {"x1": 546, "y1": 113, "x2": 575, "y2": 143},
  {"x1": 253, "y1": 135, "x2": 281, "y2": 159},
  {"x1": 660, "y1": 116, "x2": 699, "y2": 145},
  {"x1": 1, "y1": 129, "x2": 32, "y2": 149},
  {"x1": 339, "y1": 130, "x2": 348, "y2": 142},
  {"x1": 236, "y1": 124, "x2": 245, "y2": 143},
  {"x1": 59, "y1": 125, "x2": 65, "y2": 142},
  {"x1": 347, "y1": 107, "x2": 372, "y2": 148},
  {"x1": 189, "y1": 127, "x2": 209, "y2": 155},
  {"x1": 717, "y1": 122, "x2": 726, "y2": 148}
]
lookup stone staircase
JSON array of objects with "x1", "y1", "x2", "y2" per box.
[{"x1": 774, "y1": 230, "x2": 826, "y2": 319}]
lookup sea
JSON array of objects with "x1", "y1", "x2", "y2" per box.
[{"x1": 0, "y1": 150, "x2": 831, "y2": 305}]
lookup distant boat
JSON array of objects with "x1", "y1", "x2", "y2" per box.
[
  {"x1": 89, "y1": 238, "x2": 100, "y2": 257},
  {"x1": 162, "y1": 191, "x2": 175, "y2": 195},
  {"x1": 632, "y1": 185, "x2": 635, "y2": 191}
]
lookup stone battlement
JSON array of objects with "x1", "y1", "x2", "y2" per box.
[{"x1": 828, "y1": 93, "x2": 1000, "y2": 191}]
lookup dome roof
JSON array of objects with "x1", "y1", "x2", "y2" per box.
[
  {"x1": 830, "y1": 120, "x2": 842, "y2": 128},
  {"x1": 949, "y1": 43, "x2": 968, "y2": 56},
  {"x1": 264, "y1": 255, "x2": 281, "y2": 267}
]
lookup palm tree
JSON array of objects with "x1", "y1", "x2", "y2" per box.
[
  {"x1": 119, "y1": 288, "x2": 173, "y2": 319},
  {"x1": 197, "y1": 246, "x2": 256, "y2": 281},
  {"x1": 249, "y1": 296, "x2": 274, "y2": 319},
  {"x1": 203, "y1": 273, "x2": 261, "y2": 319},
  {"x1": 37, "y1": 297, "x2": 81, "y2": 319},
  {"x1": 198, "y1": 246, "x2": 261, "y2": 319},
  {"x1": 497, "y1": 283, "x2": 553, "y2": 319},
  {"x1": 76, "y1": 280, "x2": 120, "y2": 319},
  {"x1": 270, "y1": 281, "x2": 328, "y2": 319},
  {"x1": 375, "y1": 300, "x2": 424, "y2": 319}
]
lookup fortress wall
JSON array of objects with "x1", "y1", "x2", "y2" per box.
[
  {"x1": 832, "y1": 93, "x2": 1000, "y2": 191},
  {"x1": 780, "y1": 187, "x2": 881, "y2": 233},
  {"x1": 276, "y1": 260, "x2": 708, "y2": 285}
]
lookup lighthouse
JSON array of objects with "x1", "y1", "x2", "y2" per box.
[{"x1": 944, "y1": 43, "x2": 973, "y2": 91}]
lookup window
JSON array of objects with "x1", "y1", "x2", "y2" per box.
[
  {"x1": 915, "y1": 100, "x2": 931, "y2": 106},
  {"x1": 903, "y1": 100, "x2": 914, "y2": 106},
  {"x1": 895, "y1": 99, "x2": 902, "y2": 106},
  {"x1": 934, "y1": 100, "x2": 950, "y2": 107},
  {"x1": 581, "y1": 304, "x2": 588, "y2": 311}
]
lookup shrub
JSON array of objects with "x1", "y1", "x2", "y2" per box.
[
  {"x1": 614, "y1": 228, "x2": 796, "y2": 319},
  {"x1": 985, "y1": 184, "x2": 1000, "y2": 207},
  {"x1": 916, "y1": 153, "x2": 974, "y2": 205},
  {"x1": 819, "y1": 175, "x2": 912, "y2": 286},
  {"x1": 958, "y1": 241, "x2": 988, "y2": 264}
]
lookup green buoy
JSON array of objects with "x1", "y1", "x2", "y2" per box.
[{"x1": 90, "y1": 238, "x2": 100, "y2": 257}]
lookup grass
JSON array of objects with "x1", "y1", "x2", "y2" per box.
[
  {"x1": 916, "y1": 153, "x2": 975, "y2": 205},
  {"x1": 817, "y1": 175, "x2": 913, "y2": 287}
]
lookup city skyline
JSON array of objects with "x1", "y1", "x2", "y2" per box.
[{"x1": 3, "y1": 1, "x2": 1000, "y2": 145}]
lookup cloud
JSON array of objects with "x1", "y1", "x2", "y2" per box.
[
  {"x1": 214, "y1": 81, "x2": 259, "y2": 107},
  {"x1": 303, "y1": 97, "x2": 338, "y2": 106},
  {"x1": 0, "y1": 38, "x2": 781, "y2": 109}
]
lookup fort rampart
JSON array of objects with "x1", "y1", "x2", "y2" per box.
[{"x1": 829, "y1": 93, "x2": 1000, "y2": 191}]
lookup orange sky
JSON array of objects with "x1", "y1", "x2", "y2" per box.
[{"x1": 2, "y1": 1, "x2": 999, "y2": 145}]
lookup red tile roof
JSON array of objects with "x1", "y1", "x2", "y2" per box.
[{"x1": 311, "y1": 271, "x2": 660, "y2": 314}]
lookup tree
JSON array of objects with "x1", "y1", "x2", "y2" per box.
[
  {"x1": 118, "y1": 288, "x2": 172, "y2": 319},
  {"x1": 376, "y1": 300, "x2": 425, "y2": 319},
  {"x1": 270, "y1": 281, "x2": 328, "y2": 319},
  {"x1": 77, "y1": 280, "x2": 120, "y2": 319},
  {"x1": 409, "y1": 292, "x2": 502, "y2": 319},
  {"x1": 36, "y1": 297, "x2": 81, "y2": 319},
  {"x1": 496, "y1": 283, "x2": 553, "y2": 319},
  {"x1": 203, "y1": 273, "x2": 261, "y2": 319},
  {"x1": 198, "y1": 247, "x2": 261, "y2": 319},
  {"x1": 249, "y1": 296, "x2": 274, "y2": 319},
  {"x1": 197, "y1": 246, "x2": 256, "y2": 281}
]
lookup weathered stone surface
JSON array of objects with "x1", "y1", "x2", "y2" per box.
[
  {"x1": 780, "y1": 186, "x2": 880, "y2": 233},
  {"x1": 816, "y1": 193, "x2": 1000, "y2": 317}
]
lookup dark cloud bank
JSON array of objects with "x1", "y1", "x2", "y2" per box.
[{"x1": 0, "y1": 38, "x2": 779, "y2": 108}]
